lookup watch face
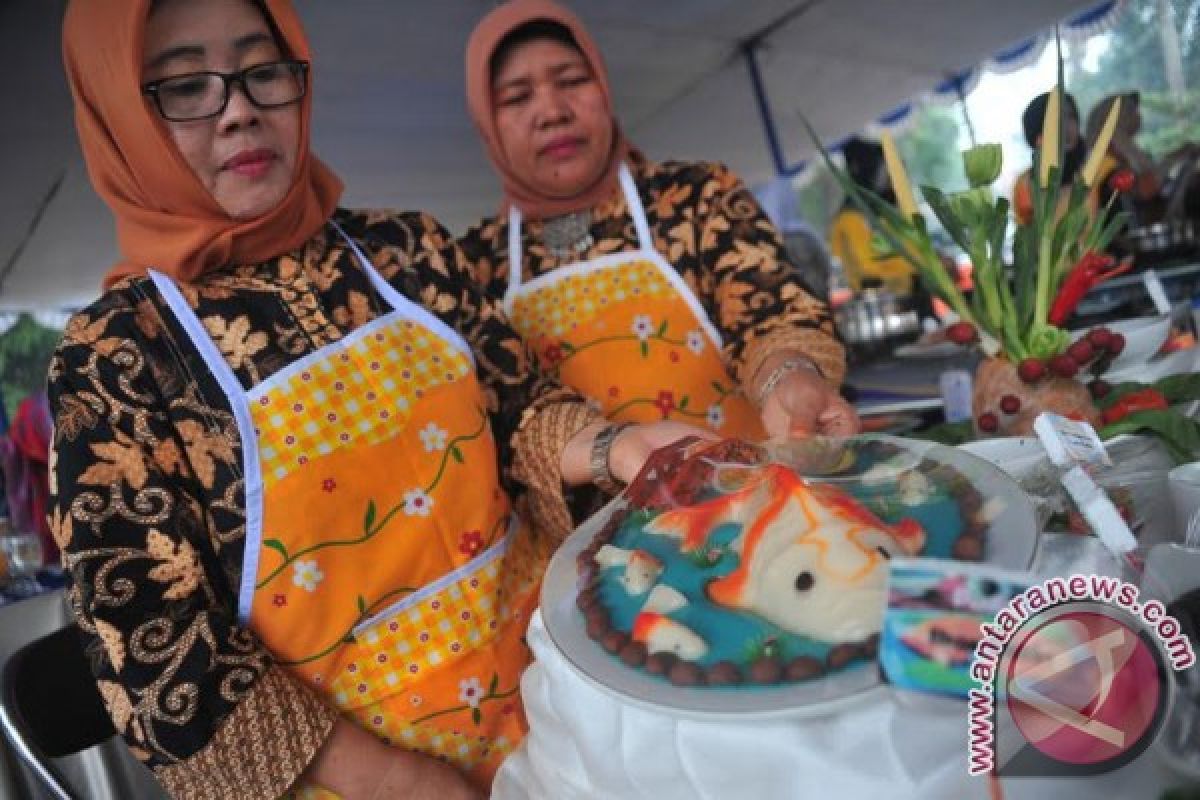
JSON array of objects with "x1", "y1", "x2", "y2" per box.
[{"x1": 591, "y1": 424, "x2": 629, "y2": 493}]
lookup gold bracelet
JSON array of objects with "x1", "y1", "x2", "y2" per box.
[{"x1": 755, "y1": 358, "x2": 820, "y2": 406}]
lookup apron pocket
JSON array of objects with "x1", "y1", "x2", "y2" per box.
[{"x1": 328, "y1": 531, "x2": 512, "y2": 710}]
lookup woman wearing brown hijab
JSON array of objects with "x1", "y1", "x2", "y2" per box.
[
  {"x1": 459, "y1": 0, "x2": 857, "y2": 452},
  {"x1": 52, "y1": 1, "x2": 704, "y2": 797}
]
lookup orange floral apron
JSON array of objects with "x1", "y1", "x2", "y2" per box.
[
  {"x1": 504, "y1": 164, "x2": 765, "y2": 440},
  {"x1": 150, "y1": 224, "x2": 546, "y2": 797}
]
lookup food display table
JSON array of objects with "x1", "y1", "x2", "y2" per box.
[
  {"x1": 495, "y1": 536, "x2": 1189, "y2": 800},
  {"x1": 494, "y1": 448, "x2": 1197, "y2": 800},
  {"x1": 494, "y1": 607, "x2": 1184, "y2": 799}
]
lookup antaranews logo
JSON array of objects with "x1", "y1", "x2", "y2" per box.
[{"x1": 967, "y1": 573, "x2": 1195, "y2": 777}]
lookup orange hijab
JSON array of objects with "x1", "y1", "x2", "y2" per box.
[
  {"x1": 465, "y1": 0, "x2": 629, "y2": 221},
  {"x1": 62, "y1": 0, "x2": 342, "y2": 287}
]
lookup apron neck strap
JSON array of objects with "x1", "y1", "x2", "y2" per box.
[
  {"x1": 505, "y1": 206, "x2": 523, "y2": 314},
  {"x1": 148, "y1": 221, "x2": 402, "y2": 390},
  {"x1": 149, "y1": 270, "x2": 247, "y2": 404},
  {"x1": 617, "y1": 163, "x2": 654, "y2": 249},
  {"x1": 147, "y1": 267, "x2": 265, "y2": 626},
  {"x1": 328, "y1": 219, "x2": 407, "y2": 312},
  {"x1": 328, "y1": 219, "x2": 474, "y2": 362},
  {"x1": 505, "y1": 163, "x2": 649, "y2": 313}
]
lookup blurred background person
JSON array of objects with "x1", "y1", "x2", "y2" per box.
[
  {"x1": 1087, "y1": 90, "x2": 1200, "y2": 225},
  {"x1": 1012, "y1": 91, "x2": 1092, "y2": 225}
]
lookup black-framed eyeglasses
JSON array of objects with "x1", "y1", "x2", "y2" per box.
[{"x1": 142, "y1": 60, "x2": 309, "y2": 122}]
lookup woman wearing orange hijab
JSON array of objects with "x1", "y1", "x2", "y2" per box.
[
  {"x1": 459, "y1": 0, "x2": 856, "y2": 450},
  {"x1": 51, "y1": 1, "x2": 704, "y2": 798}
]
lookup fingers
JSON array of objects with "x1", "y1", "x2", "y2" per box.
[
  {"x1": 817, "y1": 401, "x2": 861, "y2": 436},
  {"x1": 611, "y1": 421, "x2": 718, "y2": 485},
  {"x1": 759, "y1": 382, "x2": 858, "y2": 439},
  {"x1": 763, "y1": 406, "x2": 817, "y2": 440}
]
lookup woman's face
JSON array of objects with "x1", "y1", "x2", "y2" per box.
[
  {"x1": 491, "y1": 37, "x2": 613, "y2": 199},
  {"x1": 143, "y1": 0, "x2": 300, "y2": 220}
]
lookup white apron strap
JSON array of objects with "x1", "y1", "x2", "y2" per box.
[
  {"x1": 503, "y1": 164, "x2": 723, "y2": 350},
  {"x1": 148, "y1": 270, "x2": 264, "y2": 623},
  {"x1": 328, "y1": 220, "x2": 474, "y2": 363},
  {"x1": 504, "y1": 162, "x2": 650, "y2": 315},
  {"x1": 616, "y1": 163, "x2": 655, "y2": 250},
  {"x1": 504, "y1": 206, "x2": 525, "y2": 317}
]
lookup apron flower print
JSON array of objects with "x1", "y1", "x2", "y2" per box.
[
  {"x1": 149, "y1": 223, "x2": 547, "y2": 797},
  {"x1": 504, "y1": 165, "x2": 765, "y2": 440}
]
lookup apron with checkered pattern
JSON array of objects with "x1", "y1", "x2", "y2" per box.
[{"x1": 150, "y1": 223, "x2": 544, "y2": 795}]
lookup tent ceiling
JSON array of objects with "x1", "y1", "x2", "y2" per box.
[{"x1": 1, "y1": 0, "x2": 1097, "y2": 310}]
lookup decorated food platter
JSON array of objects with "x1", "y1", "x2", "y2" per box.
[{"x1": 540, "y1": 435, "x2": 1038, "y2": 720}]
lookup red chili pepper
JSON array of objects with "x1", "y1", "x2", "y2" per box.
[
  {"x1": 1101, "y1": 388, "x2": 1169, "y2": 425},
  {"x1": 1109, "y1": 168, "x2": 1136, "y2": 194},
  {"x1": 1048, "y1": 253, "x2": 1133, "y2": 326},
  {"x1": 1049, "y1": 253, "x2": 1110, "y2": 326}
]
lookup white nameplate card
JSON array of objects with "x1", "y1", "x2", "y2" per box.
[{"x1": 1034, "y1": 413, "x2": 1135, "y2": 555}]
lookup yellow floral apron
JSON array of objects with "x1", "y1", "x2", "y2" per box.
[
  {"x1": 150, "y1": 224, "x2": 546, "y2": 796},
  {"x1": 504, "y1": 164, "x2": 765, "y2": 440}
]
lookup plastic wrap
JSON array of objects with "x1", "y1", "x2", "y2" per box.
[
  {"x1": 880, "y1": 558, "x2": 1030, "y2": 699},
  {"x1": 969, "y1": 434, "x2": 1175, "y2": 544},
  {"x1": 1142, "y1": 543, "x2": 1200, "y2": 780}
]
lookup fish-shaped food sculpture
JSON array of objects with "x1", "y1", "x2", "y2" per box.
[
  {"x1": 647, "y1": 465, "x2": 926, "y2": 643},
  {"x1": 594, "y1": 545, "x2": 664, "y2": 596},
  {"x1": 643, "y1": 584, "x2": 689, "y2": 614},
  {"x1": 631, "y1": 611, "x2": 708, "y2": 661}
]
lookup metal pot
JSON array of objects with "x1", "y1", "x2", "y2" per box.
[{"x1": 833, "y1": 288, "x2": 920, "y2": 356}]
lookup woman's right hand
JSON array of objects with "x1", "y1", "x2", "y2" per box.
[
  {"x1": 608, "y1": 420, "x2": 718, "y2": 486},
  {"x1": 305, "y1": 718, "x2": 482, "y2": 800},
  {"x1": 368, "y1": 751, "x2": 483, "y2": 800},
  {"x1": 559, "y1": 419, "x2": 717, "y2": 491}
]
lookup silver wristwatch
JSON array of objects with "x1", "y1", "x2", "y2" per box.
[{"x1": 590, "y1": 422, "x2": 633, "y2": 495}]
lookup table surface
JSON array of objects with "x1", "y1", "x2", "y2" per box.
[
  {"x1": 845, "y1": 262, "x2": 1200, "y2": 417},
  {"x1": 1094, "y1": 260, "x2": 1200, "y2": 290},
  {"x1": 846, "y1": 352, "x2": 978, "y2": 416}
]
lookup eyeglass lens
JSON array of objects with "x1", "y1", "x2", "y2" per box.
[{"x1": 155, "y1": 62, "x2": 304, "y2": 121}]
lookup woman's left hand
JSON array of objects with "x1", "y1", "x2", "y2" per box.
[
  {"x1": 608, "y1": 420, "x2": 718, "y2": 486},
  {"x1": 759, "y1": 368, "x2": 860, "y2": 438}
]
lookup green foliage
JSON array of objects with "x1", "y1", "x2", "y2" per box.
[
  {"x1": 909, "y1": 420, "x2": 973, "y2": 446},
  {"x1": 1137, "y1": 89, "x2": 1200, "y2": 156},
  {"x1": 1094, "y1": 373, "x2": 1200, "y2": 409},
  {"x1": 796, "y1": 168, "x2": 844, "y2": 236},
  {"x1": 897, "y1": 106, "x2": 966, "y2": 192},
  {"x1": 795, "y1": 106, "x2": 966, "y2": 235},
  {"x1": 1099, "y1": 408, "x2": 1200, "y2": 462},
  {"x1": 1068, "y1": 0, "x2": 1200, "y2": 158},
  {"x1": 0, "y1": 314, "x2": 62, "y2": 422}
]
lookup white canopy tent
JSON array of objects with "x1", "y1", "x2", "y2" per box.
[{"x1": 0, "y1": 0, "x2": 1110, "y2": 311}]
